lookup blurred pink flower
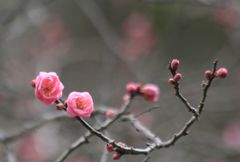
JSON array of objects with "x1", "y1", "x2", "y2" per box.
[
  {"x1": 119, "y1": 13, "x2": 157, "y2": 61},
  {"x1": 40, "y1": 17, "x2": 69, "y2": 48},
  {"x1": 34, "y1": 72, "x2": 64, "y2": 105},
  {"x1": 74, "y1": 156, "x2": 89, "y2": 162},
  {"x1": 222, "y1": 122, "x2": 240, "y2": 150},
  {"x1": 140, "y1": 84, "x2": 159, "y2": 102},
  {"x1": 66, "y1": 92, "x2": 94, "y2": 118},
  {"x1": 213, "y1": 3, "x2": 239, "y2": 29},
  {"x1": 17, "y1": 135, "x2": 43, "y2": 162}
]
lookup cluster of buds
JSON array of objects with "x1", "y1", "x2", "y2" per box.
[
  {"x1": 106, "y1": 142, "x2": 127, "y2": 160},
  {"x1": 125, "y1": 82, "x2": 159, "y2": 102},
  {"x1": 205, "y1": 67, "x2": 228, "y2": 80},
  {"x1": 168, "y1": 59, "x2": 183, "y2": 85}
]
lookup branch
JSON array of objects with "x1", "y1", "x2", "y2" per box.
[
  {"x1": 198, "y1": 60, "x2": 218, "y2": 114},
  {"x1": 0, "y1": 112, "x2": 67, "y2": 144},
  {"x1": 143, "y1": 0, "x2": 214, "y2": 7},
  {"x1": 56, "y1": 60, "x2": 220, "y2": 160},
  {"x1": 168, "y1": 63, "x2": 199, "y2": 116},
  {"x1": 121, "y1": 115, "x2": 162, "y2": 145},
  {"x1": 134, "y1": 105, "x2": 160, "y2": 118},
  {"x1": 55, "y1": 98, "x2": 134, "y2": 162}
]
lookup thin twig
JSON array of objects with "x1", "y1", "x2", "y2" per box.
[
  {"x1": 122, "y1": 115, "x2": 162, "y2": 145},
  {"x1": 168, "y1": 63, "x2": 199, "y2": 116},
  {"x1": 134, "y1": 106, "x2": 159, "y2": 118}
]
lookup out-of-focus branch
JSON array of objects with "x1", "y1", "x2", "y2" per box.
[
  {"x1": 2, "y1": 144, "x2": 18, "y2": 162},
  {"x1": 122, "y1": 115, "x2": 162, "y2": 145},
  {"x1": 143, "y1": 0, "x2": 215, "y2": 7},
  {"x1": 134, "y1": 105, "x2": 159, "y2": 118},
  {"x1": 0, "y1": 112, "x2": 67, "y2": 144},
  {"x1": 73, "y1": 0, "x2": 144, "y2": 80}
]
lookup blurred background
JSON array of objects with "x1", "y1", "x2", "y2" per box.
[{"x1": 0, "y1": 0, "x2": 239, "y2": 161}]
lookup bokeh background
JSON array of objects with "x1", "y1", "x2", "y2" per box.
[{"x1": 0, "y1": 0, "x2": 239, "y2": 162}]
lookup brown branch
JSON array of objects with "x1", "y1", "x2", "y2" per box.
[
  {"x1": 55, "y1": 98, "x2": 134, "y2": 162},
  {"x1": 168, "y1": 63, "x2": 199, "y2": 116},
  {"x1": 198, "y1": 60, "x2": 218, "y2": 114}
]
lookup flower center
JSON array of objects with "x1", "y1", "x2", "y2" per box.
[
  {"x1": 76, "y1": 98, "x2": 86, "y2": 110},
  {"x1": 42, "y1": 79, "x2": 54, "y2": 96}
]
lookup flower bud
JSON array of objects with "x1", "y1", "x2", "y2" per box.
[
  {"x1": 106, "y1": 143, "x2": 114, "y2": 152},
  {"x1": 168, "y1": 78, "x2": 175, "y2": 85},
  {"x1": 126, "y1": 82, "x2": 141, "y2": 94},
  {"x1": 204, "y1": 70, "x2": 213, "y2": 80},
  {"x1": 105, "y1": 110, "x2": 116, "y2": 119},
  {"x1": 112, "y1": 152, "x2": 122, "y2": 160},
  {"x1": 140, "y1": 84, "x2": 159, "y2": 102},
  {"x1": 215, "y1": 67, "x2": 228, "y2": 78},
  {"x1": 56, "y1": 103, "x2": 64, "y2": 110},
  {"x1": 31, "y1": 80, "x2": 36, "y2": 88},
  {"x1": 173, "y1": 73, "x2": 182, "y2": 82},
  {"x1": 170, "y1": 59, "x2": 180, "y2": 71}
]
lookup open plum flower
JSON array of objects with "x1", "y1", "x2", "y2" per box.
[
  {"x1": 34, "y1": 72, "x2": 64, "y2": 105},
  {"x1": 66, "y1": 92, "x2": 94, "y2": 118}
]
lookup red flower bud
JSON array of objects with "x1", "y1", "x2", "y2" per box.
[
  {"x1": 105, "y1": 110, "x2": 116, "y2": 119},
  {"x1": 168, "y1": 78, "x2": 175, "y2": 85},
  {"x1": 170, "y1": 59, "x2": 180, "y2": 71},
  {"x1": 126, "y1": 82, "x2": 141, "y2": 94},
  {"x1": 204, "y1": 70, "x2": 213, "y2": 80},
  {"x1": 174, "y1": 73, "x2": 182, "y2": 82},
  {"x1": 215, "y1": 67, "x2": 228, "y2": 78},
  {"x1": 112, "y1": 152, "x2": 122, "y2": 160},
  {"x1": 56, "y1": 103, "x2": 64, "y2": 110},
  {"x1": 106, "y1": 143, "x2": 114, "y2": 152},
  {"x1": 31, "y1": 80, "x2": 36, "y2": 88}
]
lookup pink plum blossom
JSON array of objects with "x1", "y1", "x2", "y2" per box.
[
  {"x1": 34, "y1": 72, "x2": 64, "y2": 105},
  {"x1": 222, "y1": 122, "x2": 240, "y2": 150},
  {"x1": 66, "y1": 92, "x2": 94, "y2": 118},
  {"x1": 140, "y1": 84, "x2": 159, "y2": 102}
]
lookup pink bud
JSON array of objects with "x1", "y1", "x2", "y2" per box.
[
  {"x1": 173, "y1": 73, "x2": 182, "y2": 82},
  {"x1": 112, "y1": 152, "x2": 122, "y2": 160},
  {"x1": 34, "y1": 72, "x2": 64, "y2": 105},
  {"x1": 204, "y1": 70, "x2": 213, "y2": 80},
  {"x1": 66, "y1": 92, "x2": 94, "y2": 118},
  {"x1": 122, "y1": 94, "x2": 130, "y2": 101},
  {"x1": 215, "y1": 67, "x2": 228, "y2": 78},
  {"x1": 105, "y1": 110, "x2": 116, "y2": 119},
  {"x1": 126, "y1": 82, "x2": 141, "y2": 94},
  {"x1": 31, "y1": 80, "x2": 36, "y2": 88},
  {"x1": 140, "y1": 84, "x2": 159, "y2": 102},
  {"x1": 106, "y1": 143, "x2": 114, "y2": 152},
  {"x1": 168, "y1": 78, "x2": 175, "y2": 85},
  {"x1": 56, "y1": 103, "x2": 64, "y2": 110},
  {"x1": 170, "y1": 59, "x2": 180, "y2": 71}
]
